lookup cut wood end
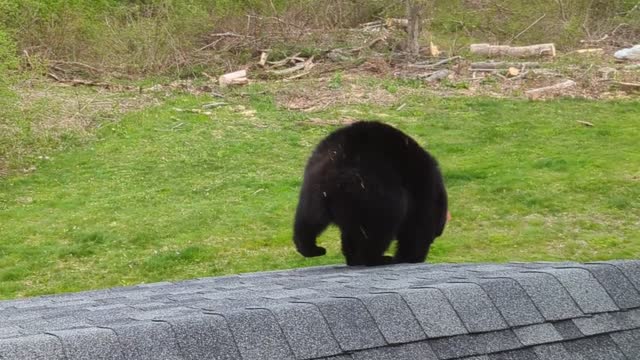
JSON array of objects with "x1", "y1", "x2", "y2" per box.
[
  {"x1": 429, "y1": 42, "x2": 441, "y2": 57},
  {"x1": 259, "y1": 52, "x2": 269, "y2": 67},
  {"x1": 219, "y1": 69, "x2": 248, "y2": 87}
]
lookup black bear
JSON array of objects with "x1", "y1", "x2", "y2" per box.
[{"x1": 293, "y1": 121, "x2": 448, "y2": 266}]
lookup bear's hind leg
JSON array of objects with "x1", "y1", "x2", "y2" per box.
[
  {"x1": 394, "y1": 219, "x2": 434, "y2": 264},
  {"x1": 340, "y1": 224, "x2": 394, "y2": 266}
]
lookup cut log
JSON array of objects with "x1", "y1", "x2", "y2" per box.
[
  {"x1": 525, "y1": 80, "x2": 576, "y2": 100},
  {"x1": 470, "y1": 61, "x2": 540, "y2": 70},
  {"x1": 470, "y1": 43, "x2": 556, "y2": 58},
  {"x1": 506, "y1": 67, "x2": 520, "y2": 77},
  {"x1": 258, "y1": 52, "x2": 269, "y2": 67},
  {"x1": 612, "y1": 82, "x2": 640, "y2": 93},
  {"x1": 219, "y1": 70, "x2": 248, "y2": 87}
]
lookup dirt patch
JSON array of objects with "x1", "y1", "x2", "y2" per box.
[{"x1": 17, "y1": 80, "x2": 161, "y2": 138}]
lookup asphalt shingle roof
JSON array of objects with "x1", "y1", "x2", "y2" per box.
[{"x1": 1, "y1": 260, "x2": 639, "y2": 359}]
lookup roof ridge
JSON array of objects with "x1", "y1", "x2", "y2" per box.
[{"x1": 0, "y1": 260, "x2": 638, "y2": 359}]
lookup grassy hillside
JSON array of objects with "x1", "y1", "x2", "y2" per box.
[{"x1": 1, "y1": 81, "x2": 639, "y2": 299}]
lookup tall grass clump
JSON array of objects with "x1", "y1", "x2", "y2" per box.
[{"x1": 0, "y1": 24, "x2": 20, "y2": 175}]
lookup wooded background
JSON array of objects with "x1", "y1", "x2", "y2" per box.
[{"x1": 1, "y1": 0, "x2": 638, "y2": 77}]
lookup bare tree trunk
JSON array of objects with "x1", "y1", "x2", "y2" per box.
[{"x1": 405, "y1": 0, "x2": 424, "y2": 58}]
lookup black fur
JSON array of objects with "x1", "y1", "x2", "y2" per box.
[{"x1": 293, "y1": 121, "x2": 447, "y2": 266}]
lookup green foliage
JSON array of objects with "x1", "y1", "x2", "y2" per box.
[
  {"x1": 329, "y1": 71, "x2": 344, "y2": 89},
  {"x1": 0, "y1": 29, "x2": 17, "y2": 77},
  {"x1": 1, "y1": 0, "x2": 639, "y2": 75},
  {"x1": 1, "y1": 83, "x2": 639, "y2": 299}
]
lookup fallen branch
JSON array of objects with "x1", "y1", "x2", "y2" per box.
[
  {"x1": 612, "y1": 82, "x2": 640, "y2": 93},
  {"x1": 267, "y1": 53, "x2": 301, "y2": 68},
  {"x1": 51, "y1": 61, "x2": 102, "y2": 74},
  {"x1": 577, "y1": 120, "x2": 594, "y2": 127},
  {"x1": 284, "y1": 70, "x2": 312, "y2": 81},
  {"x1": 470, "y1": 43, "x2": 556, "y2": 58},
  {"x1": 47, "y1": 73, "x2": 134, "y2": 90},
  {"x1": 409, "y1": 56, "x2": 461, "y2": 69},
  {"x1": 525, "y1": 79, "x2": 576, "y2": 100},
  {"x1": 509, "y1": 13, "x2": 546, "y2": 43},
  {"x1": 269, "y1": 56, "x2": 314, "y2": 76},
  {"x1": 573, "y1": 48, "x2": 604, "y2": 54},
  {"x1": 579, "y1": 34, "x2": 608, "y2": 44},
  {"x1": 352, "y1": 36, "x2": 388, "y2": 53},
  {"x1": 198, "y1": 32, "x2": 251, "y2": 51},
  {"x1": 424, "y1": 69, "x2": 450, "y2": 82}
]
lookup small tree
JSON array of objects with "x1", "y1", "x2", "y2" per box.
[{"x1": 405, "y1": 0, "x2": 424, "y2": 58}]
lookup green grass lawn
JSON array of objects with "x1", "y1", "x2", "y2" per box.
[{"x1": 1, "y1": 83, "x2": 639, "y2": 299}]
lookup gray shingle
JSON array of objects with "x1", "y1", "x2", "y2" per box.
[
  {"x1": 488, "y1": 348, "x2": 538, "y2": 360},
  {"x1": 83, "y1": 307, "x2": 136, "y2": 326},
  {"x1": 535, "y1": 268, "x2": 618, "y2": 313},
  {"x1": 129, "y1": 306, "x2": 199, "y2": 321},
  {"x1": 356, "y1": 293, "x2": 426, "y2": 344},
  {"x1": 431, "y1": 283, "x2": 508, "y2": 333},
  {"x1": 601, "y1": 260, "x2": 640, "y2": 292},
  {"x1": 261, "y1": 288, "x2": 319, "y2": 299},
  {"x1": 429, "y1": 330, "x2": 523, "y2": 359},
  {"x1": 473, "y1": 278, "x2": 544, "y2": 327},
  {"x1": 0, "y1": 334, "x2": 66, "y2": 360},
  {"x1": 50, "y1": 327, "x2": 124, "y2": 360},
  {"x1": 106, "y1": 321, "x2": 181, "y2": 359},
  {"x1": 579, "y1": 264, "x2": 640, "y2": 309},
  {"x1": 532, "y1": 343, "x2": 576, "y2": 360},
  {"x1": 223, "y1": 308, "x2": 294, "y2": 360},
  {"x1": 164, "y1": 314, "x2": 241, "y2": 360},
  {"x1": 553, "y1": 320, "x2": 584, "y2": 340},
  {"x1": 563, "y1": 335, "x2": 627, "y2": 360},
  {"x1": 299, "y1": 297, "x2": 386, "y2": 351},
  {"x1": 513, "y1": 323, "x2": 562, "y2": 346},
  {"x1": 0, "y1": 326, "x2": 24, "y2": 339},
  {"x1": 351, "y1": 341, "x2": 438, "y2": 360},
  {"x1": 2, "y1": 260, "x2": 640, "y2": 360},
  {"x1": 399, "y1": 288, "x2": 467, "y2": 338},
  {"x1": 20, "y1": 315, "x2": 91, "y2": 332},
  {"x1": 571, "y1": 311, "x2": 639, "y2": 336},
  {"x1": 267, "y1": 302, "x2": 342, "y2": 359},
  {"x1": 491, "y1": 272, "x2": 583, "y2": 321},
  {"x1": 609, "y1": 329, "x2": 640, "y2": 358}
]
